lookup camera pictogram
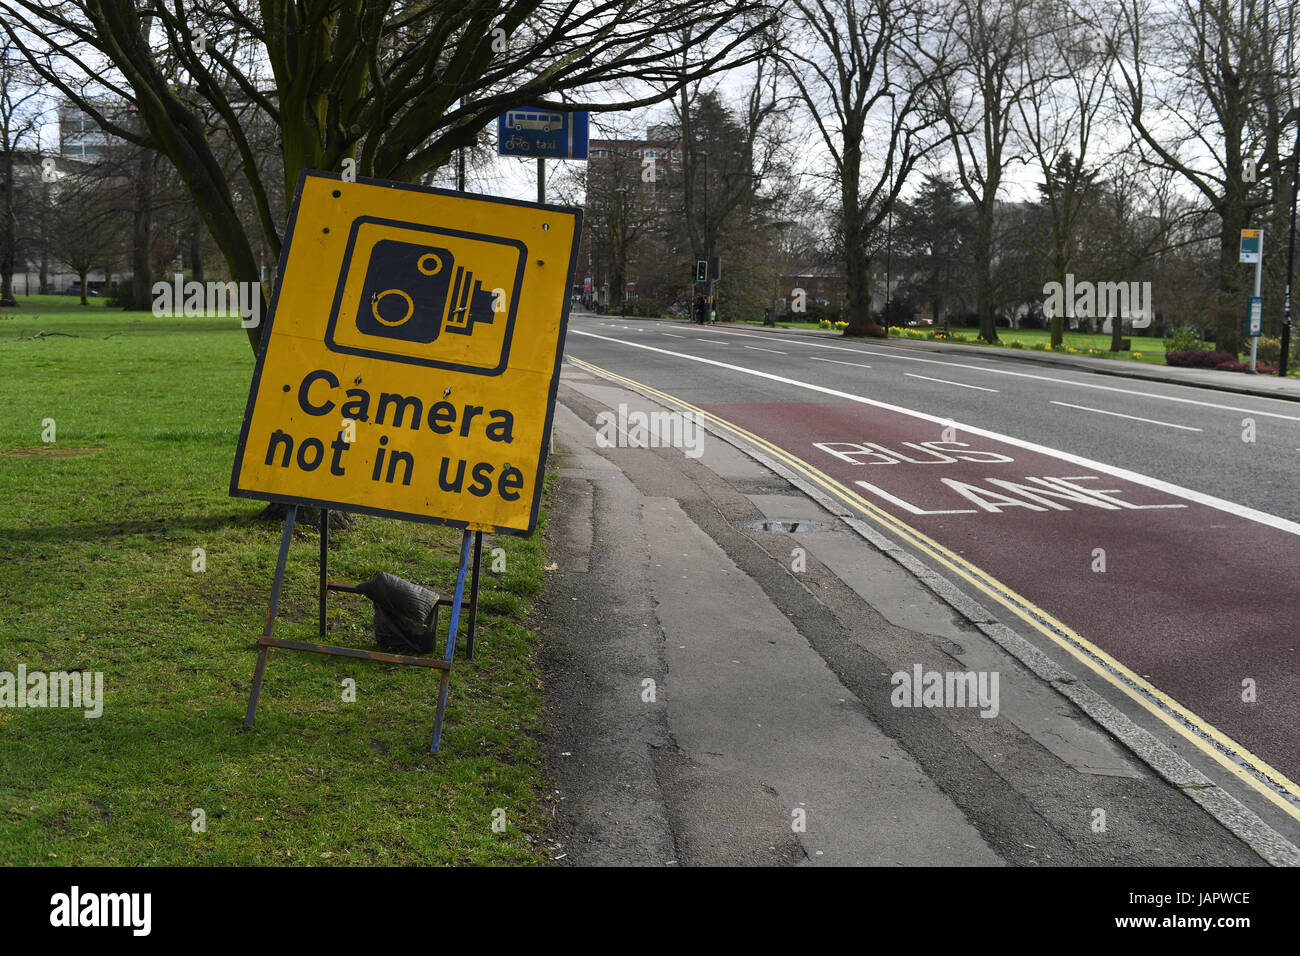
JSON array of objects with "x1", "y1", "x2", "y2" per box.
[
  {"x1": 326, "y1": 218, "x2": 526, "y2": 375},
  {"x1": 356, "y1": 241, "x2": 498, "y2": 344}
]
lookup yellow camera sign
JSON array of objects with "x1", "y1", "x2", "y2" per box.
[{"x1": 230, "y1": 171, "x2": 582, "y2": 534}]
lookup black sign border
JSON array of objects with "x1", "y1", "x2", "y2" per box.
[{"x1": 323, "y1": 216, "x2": 526, "y2": 375}]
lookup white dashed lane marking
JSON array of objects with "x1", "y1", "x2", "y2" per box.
[{"x1": 1050, "y1": 401, "x2": 1203, "y2": 432}]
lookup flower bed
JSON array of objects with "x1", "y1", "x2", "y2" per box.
[{"x1": 1165, "y1": 348, "x2": 1277, "y2": 374}]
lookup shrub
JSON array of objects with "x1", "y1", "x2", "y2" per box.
[
  {"x1": 1165, "y1": 348, "x2": 1276, "y2": 373},
  {"x1": 1255, "y1": 336, "x2": 1283, "y2": 366},
  {"x1": 1164, "y1": 327, "x2": 1211, "y2": 353},
  {"x1": 108, "y1": 277, "x2": 136, "y2": 309},
  {"x1": 1166, "y1": 349, "x2": 1234, "y2": 368}
]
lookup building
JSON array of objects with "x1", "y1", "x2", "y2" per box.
[
  {"x1": 778, "y1": 272, "x2": 847, "y2": 312},
  {"x1": 578, "y1": 134, "x2": 686, "y2": 309},
  {"x1": 58, "y1": 104, "x2": 114, "y2": 162}
]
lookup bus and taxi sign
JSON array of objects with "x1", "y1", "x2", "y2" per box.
[{"x1": 498, "y1": 108, "x2": 590, "y2": 159}]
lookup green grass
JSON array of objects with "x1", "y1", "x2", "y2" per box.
[
  {"x1": 888, "y1": 325, "x2": 1172, "y2": 364},
  {"x1": 738, "y1": 318, "x2": 1170, "y2": 361},
  {"x1": 0, "y1": 303, "x2": 554, "y2": 865},
  {"x1": 8, "y1": 293, "x2": 111, "y2": 310},
  {"x1": 733, "y1": 319, "x2": 828, "y2": 331}
]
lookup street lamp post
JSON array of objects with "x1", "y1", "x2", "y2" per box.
[
  {"x1": 697, "y1": 150, "x2": 710, "y2": 318},
  {"x1": 1280, "y1": 104, "x2": 1300, "y2": 376},
  {"x1": 885, "y1": 92, "x2": 896, "y2": 331}
]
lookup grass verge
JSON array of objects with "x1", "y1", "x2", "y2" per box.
[
  {"x1": 885, "y1": 325, "x2": 1172, "y2": 364},
  {"x1": 0, "y1": 304, "x2": 553, "y2": 865}
]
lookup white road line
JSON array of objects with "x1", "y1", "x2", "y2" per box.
[
  {"x1": 661, "y1": 332, "x2": 685, "y2": 339},
  {"x1": 809, "y1": 357, "x2": 873, "y2": 369},
  {"x1": 744, "y1": 345, "x2": 788, "y2": 355},
  {"x1": 696, "y1": 339, "x2": 728, "y2": 345},
  {"x1": 697, "y1": 328, "x2": 1300, "y2": 422},
  {"x1": 1051, "y1": 401, "x2": 1203, "y2": 432},
  {"x1": 569, "y1": 328, "x2": 1300, "y2": 537},
  {"x1": 905, "y1": 372, "x2": 999, "y2": 393}
]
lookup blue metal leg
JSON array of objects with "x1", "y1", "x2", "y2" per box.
[{"x1": 431, "y1": 530, "x2": 473, "y2": 753}]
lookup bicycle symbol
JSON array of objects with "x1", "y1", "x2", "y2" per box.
[{"x1": 504, "y1": 134, "x2": 530, "y2": 152}]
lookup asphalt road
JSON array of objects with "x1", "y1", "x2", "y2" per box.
[
  {"x1": 562, "y1": 311, "x2": 1300, "y2": 837},
  {"x1": 570, "y1": 317, "x2": 1300, "y2": 522}
]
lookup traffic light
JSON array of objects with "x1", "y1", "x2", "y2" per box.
[{"x1": 695, "y1": 260, "x2": 708, "y2": 282}]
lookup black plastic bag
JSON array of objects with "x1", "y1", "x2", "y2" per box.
[{"x1": 352, "y1": 572, "x2": 438, "y2": 654}]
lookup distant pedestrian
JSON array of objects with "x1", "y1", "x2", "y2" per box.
[{"x1": 695, "y1": 295, "x2": 707, "y2": 325}]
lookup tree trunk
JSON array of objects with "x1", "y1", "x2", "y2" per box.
[
  {"x1": 1109, "y1": 314, "x2": 1125, "y2": 352},
  {"x1": 189, "y1": 211, "x2": 204, "y2": 283},
  {"x1": 1050, "y1": 251, "x2": 1067, "y2": 349},
  {"x1": 1214, "y1": 213, "x2": 1245, "y2": 355},
  {"x1": 840, "y1": 136, "x2": 882, "y2": 338},
  {"x1": 79, "y1": 268, "x2": 89, "y2": 306},
  {"x1": 130, "y1": 148, "x2": 154, "y2": 311},
  {"x1": 974, "y1": 208, "x2": 997, "y2": 342},
  {"x1": 0, "y1": 149, "x2": 15, "y2": 305},
  {"x1": 611, "y1": 259, "x2": 625, "y2": 311},
  {"x1": 256, "y1": 502, "x2": 357, "y2": 530}
]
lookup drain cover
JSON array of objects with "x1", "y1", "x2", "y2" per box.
[{"x1": 743, "y1": 518, "x2": 831, "y2": 533}]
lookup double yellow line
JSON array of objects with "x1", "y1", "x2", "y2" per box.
[{"x1": 568, "y1": 355, "x2": 1300, "y2": 824}]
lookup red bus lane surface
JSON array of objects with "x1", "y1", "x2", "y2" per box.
[{"x1": 700, "y1": 400, "x2": 1300, "y2": 785}]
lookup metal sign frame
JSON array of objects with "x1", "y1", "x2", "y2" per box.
[
  {"x1": 233, "y1": 170, "x2": 580, "y2": 752},
  {"x1": 242, "y1": 505, "x2": 480, "y2": 753}
]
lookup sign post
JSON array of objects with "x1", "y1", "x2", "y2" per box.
[
  {"x1": 1241, "y1": 229, "x2": 1263, "y2": 371},
  {"x1": 231, "y1": 170, "x2": 581, "y2": 751}
]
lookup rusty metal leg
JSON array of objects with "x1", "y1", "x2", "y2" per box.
[
  {"x1": 431, "y1": 530, "x2": 473, "y2": 753},
  {"x1": 319, "y1": 508, "x2": 329, "y2": 638},
  {"x1": 243, "y1": 505, "x2": 297, "y2": 729},
  {"x1": 243, "y1": 646, "x2": 270, "y2": 729},
  {"x1": 431, "y1": 671, "x2": 451, "y2": 753},
  {"x1": 466, "y1": 530, "x2": 483, "y2": 660}
]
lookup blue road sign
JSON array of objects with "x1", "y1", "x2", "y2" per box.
[{"x1": 498, "y1": 108, "x2": 589, "y2": 159}]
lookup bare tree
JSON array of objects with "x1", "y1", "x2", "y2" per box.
[
  {"x1": 783, "y1": 0, "x2": 950, "y2": 337},
  {"x1": 1112, "y1": 0, "x2": 1299, "y2": 354},
  {"x1": 1015, "y1": 0, "x2": 1114, "y2": 348},
  {"x1": 2, "y1": 0, "x2": 776, "y2": 355},
  {"x1": 935, "y1": 0, "x2": 1039, "y2": 343},
  {"x1": 673, "y1": 18, "x2": 787, "y2": 273},
  {"x1": 47, "y1": 162, "x2": 128, "y2": 302},
  {"x1": 0, "y1": 35, "x2": 44, "y2": 305}
]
